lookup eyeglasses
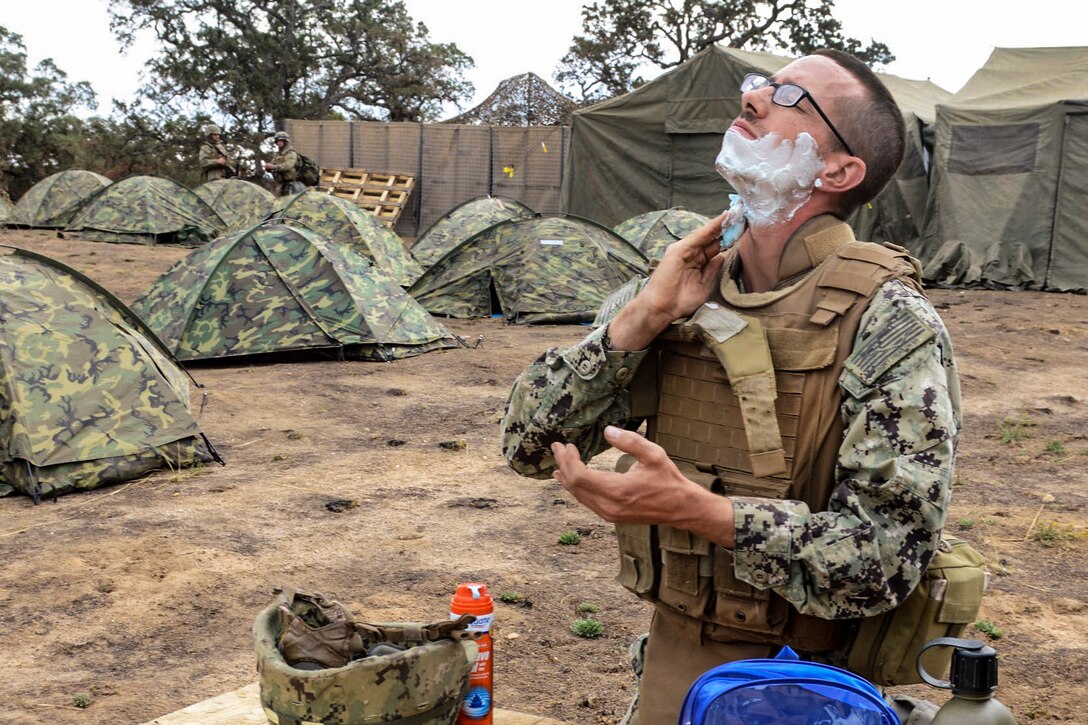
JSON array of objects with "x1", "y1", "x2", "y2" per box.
[{"x1": 740, "y1": 73, "x2": 856, "y2": 158}]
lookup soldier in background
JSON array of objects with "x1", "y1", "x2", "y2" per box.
[
  {"x1": 264, "y1": 131, "x2": 304, "y2": 196},
  {"x1": 198, "y1": 124, "x2": 236, "y2": 182}
]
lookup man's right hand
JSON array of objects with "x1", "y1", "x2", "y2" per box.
[{"x1": 607, "y1": 212, "x2": 729, "y2": 351}]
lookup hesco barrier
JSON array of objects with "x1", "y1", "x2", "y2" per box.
[{"x1": 285, "y1": 120, "x2": 570, "y2": 239}]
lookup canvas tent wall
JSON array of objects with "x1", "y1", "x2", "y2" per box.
[
  {"x1": 8, "y1": 169, "x2": 111, "y2": 228},
  {"x1": 561, "y1": 46, "x2": 950, "y2": 246},
  {"x1": 919, "y1": 47, "x2": 1088, "y2": 291}
]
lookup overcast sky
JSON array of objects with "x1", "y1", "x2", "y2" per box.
[{"x1": 3, "y1": 0, "x2": 1084, "y2": 115}]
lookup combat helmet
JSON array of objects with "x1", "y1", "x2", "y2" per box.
[
  {"x1": 273, "y1": 131, "x2": 290, "y2": 142},
  {"x1": 205, "y1": 124, "x2": 222, "y2": 136},
  {"x1": 254, "y1": 585, "x2": 479, "y2": 725}
]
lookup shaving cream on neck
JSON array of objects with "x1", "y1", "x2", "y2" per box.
[{"x1": 715, "y1": 130, "x2": 825, "y2": 227}]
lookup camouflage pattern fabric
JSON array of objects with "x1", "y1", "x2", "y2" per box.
[
  {"x1": 8, "y1": 169, "x2": 111, "y2": 229},
  {"x1": 269, "y1": 190, "x2": 424, "y2": 287},
  {"x1": 66, "y1": 175, "x2": 226, "y2": 245},
  {"x1": 0, "y1": 192, "x2": 13, "y2": 225},
  {"x1": 411, "y1": 195, "x2": 535, "y2": 270},
  {"x1": 408, "y1": 214, "x2": 649, "y2": 324},
  {"x1": 253, "y1": 600, "x2": 477, "y2": 725},
  {"x1": 129, "y1": 221, "x2": 458, "y2": 362},
  {"x1": 500, "y1": 278, "x2": 961, "y2": 619},
  {"x1": 195, "y1": 178, "x2": 275, "y2": 231},
  {"x1": 613, "y1": 208, "x2": 711, "y2": 261},
  {"x1": 0, "y1": 247, "x2": 215, "y2": 499},
  {"x1": 198, "y1": 139, "x2": 234, "y2": 182},
  {"x1": 266, "y1": 146, "x2": 299, "y2": 182}
]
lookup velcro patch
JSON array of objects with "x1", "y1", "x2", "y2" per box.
[{"x1": 844, "y1": 306, "x2": 935, "y2": 385}]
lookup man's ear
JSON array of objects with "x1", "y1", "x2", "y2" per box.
[{"x1": 818, "y1": 154, "x2": 866, "y2": 195}]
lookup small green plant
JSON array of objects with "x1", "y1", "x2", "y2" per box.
[
  {"x1": 72, "y1": 693, "x2": 93, "y2": 708},
  {"x1": 498, "y1": 591, "x2": 523, "y2": 604},
  {"x1": 958, "y1": 518, "x2": 975, "y2": 530},
  {"x1": 997, "y1": 412, "x2": 1033, "y2": 445},
  {"x1": 577, "y1": 601, "x2": 600, "y2": 614},
  {"x1": 973, "y1": 618, "x2": 1003, "y2": 640},
  {"x1": 1045, "y1": 439, "x2": 1065, "y2": 455},
  {"x1": 558, "y1": 531, "x2": 581, "y2": 545},
  {"x1": 1031, "y1": 520, "x2": 1084, "y2": 546},
  {"x1": 571, "y1": 618, "x2": 603, "y2": 639},
  {"x1": 981, "y1": 517, "x2": 998, "y2": 527}
]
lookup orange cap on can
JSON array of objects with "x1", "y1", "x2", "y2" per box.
[{"x1": 451, "y1": 582, "x2": 493, "y2": 615}]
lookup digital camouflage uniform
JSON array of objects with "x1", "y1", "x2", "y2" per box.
[
  {"x1": 501, "y1": 216, "x2": 962, "y2": 722},
  {"x1": 267, "y1": 144, "x2": 303, "y2": 196},
  {"x1": 199, "y1": 138, "x2": 234, "y2": 182}
]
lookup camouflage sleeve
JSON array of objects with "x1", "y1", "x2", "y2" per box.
[
  {"x1": 731, "y1": 279, "x2": 961, "y2": 619},
  {"x1": 267, "y1": 150, "x2": 299, "y2": 176},
  {"x1": 500, "y1": 324, "x2": 649, "y2": 479},
  {"x1": 198, "y1": 143, "x2": 220, "y2": 172}
]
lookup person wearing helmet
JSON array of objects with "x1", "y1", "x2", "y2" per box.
[
  {"x1": 198, "y1": 124, "x2": 236, "y2": 182},
  {"x1": 264, "y1": 131, "x2": 304, "y2": 196}
]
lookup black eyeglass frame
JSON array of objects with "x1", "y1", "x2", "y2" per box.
[{"x1": 740, "y1": 72, "x2": 856, "y2": 158}]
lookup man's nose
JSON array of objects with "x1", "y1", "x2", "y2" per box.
[{"x1": 741, "y1": 84, "x2": 774, "y2": 117}]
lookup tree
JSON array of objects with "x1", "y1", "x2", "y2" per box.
[
  {"x1": 0, "y1": 27, "x2": 97, "y2": 197},
  {"x1": 108, "y1": 0, "x2": 475, "y2": 134},
  {"x1": 555, "y1": 0, "x2": 894, "y2": 103}
]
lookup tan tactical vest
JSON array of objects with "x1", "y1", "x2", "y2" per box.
[{"x1": 616, "y1": 221, "x2": 924, "y2": 652}]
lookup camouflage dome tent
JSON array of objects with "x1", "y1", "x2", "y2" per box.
[
  {"x1": 7, "y1": 169, "x2": 111, "y2": 228},
  {"x1": 0, "y1": 245, "x2": 219, "y2": 501},
  {"x1": 195, "y1": 178, "x2": 276, "y2": 232},
  {"x1": 919, "y1": 46, "x2": 1088, "y2": 291},
  {"x1": 408, "y1": 213, "x2": 648, "y2": 324},
  {"x1": 269, "y1": 190, "x2": 423, "y2": 287},
  {"x1": 0, "y1": 191, "x2": 13, "y2": 225},
  {"x1": 410, "y1": 195, "x2": 535, "y2": 270},
  {"x1": 66, "y1": 174, "x2": 226, "y2": 245},
  {"x1": 614, "y1": 207, "x2": 711, "y2": 261},
  {"x1": 130, "y1": 220, "x2": 459, "y2": 362}
]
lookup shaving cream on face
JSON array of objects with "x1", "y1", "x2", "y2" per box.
[{"x1": 715, "y1": 129, "x2": 825, "y2": 227}]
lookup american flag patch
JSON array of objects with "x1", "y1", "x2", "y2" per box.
[{"x1": 844, "y1": 307, "x2": 935, "y2": 385}]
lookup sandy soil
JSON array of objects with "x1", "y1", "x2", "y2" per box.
[{"x1": 0, "y1": 228, "x2": 1086, "y2": 724}]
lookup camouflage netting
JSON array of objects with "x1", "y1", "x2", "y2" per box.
[
  {"x1": 411, "y1": 196, "x2": 535, "y2": 270},
  {"x1": 444, "y1": 72, "x2": 576, "y2": 126},
  {"x1": 268, "y1": 191, "x2": 424, "y2": 287},
  {"x1": 408, "y1": 213, "x2": 648, "y2": 324},
  {"x1": 129, "y1": 220, "x2": 459, "y2": 363},
  {"x1": 8, "y1": 169, "x2": 111, "y2": 229},
  {"x1": 0, "y1": 246, "x2": 217, "y2": 501},
  {"x1": 613, "y1": 207, "x2": 711, "y2": 261},
  {"x1": 195, "y1": 178, "x2": 276, "y2": 232},
  {"x1": 66, "y1": 175, "x2": 226, "y2": 245}
]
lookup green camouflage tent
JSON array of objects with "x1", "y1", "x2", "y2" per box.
[
  {"x1": 613, "y1": 207, "x2": 711, "y2": 260},
  {"x1": 410, "y1": 196, "x2": 535, "y2": 270},
  {"x1": 0, "y1": 192, "x2": 13, "y2": 225},
  {"x1": 8, "y1": 169, "x2": 111, "y2": 228},
  {"x1": 66, "y1": 175, "x2": 226, "y2": 245},
  {"x1": 268, "y1": 190, "x2": 423, "y2": 287},
  {"x1": 0, "y1": 245, "x2": 218, "y2": 501},
  {"x1": 562, "y1": 45, "x2": 949, "y2": 250},
  {"x1": 195, "y1": 178, "x2": 276, "y2": 231},
  {"x1": 129, "y1": 221, "x2": 459, "y2": 362},
  {"x1": 408, "y1": 214, "x2": 648, "y2": 324},
  {"x1": 919, "y1": 47, "x2": 1088, "y2": 291}
]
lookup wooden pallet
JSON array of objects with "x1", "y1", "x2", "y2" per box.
[{"x1": 319, "y1": 168, "x2": 415, "y2": 227}]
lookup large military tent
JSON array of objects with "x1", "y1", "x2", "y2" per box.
[
  {"x1": 919, "y1": 47, "x2": 1088, "y2": 291},
  {"x1": 410, "y1": 195, "x2": 535, "y2": 269},
  {"x1": 408, "y1": 214, "x2": 648, "y2": 324},
  {"x1": 8, "y1": 169, "x2": 111, "y2": 228},
  {"x1": 129, "y1": 221, "x2": 459, "y2": 362},
  {"x1": 0, "y1": 245, "x2": 218, "y2": 501},
  {"x1": 268, "y1": 191, "x2": 423, "y2": 287},
  {"x1": 613, "y1": 207, "x2": 710, "y2": 260},
  {"x1": 195, "y1": 178, "x2": 276, "y2": 231},
  {"x1": 562, "y1": 46, "x2": 950, "y2": 249},
  {"x1": 66, "y1": 175, "x2": 226, "y2": 245}
]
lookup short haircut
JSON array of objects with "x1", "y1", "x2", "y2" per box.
[{"x1": 813, "y1": 49, "x2": 905, "y2": 217}]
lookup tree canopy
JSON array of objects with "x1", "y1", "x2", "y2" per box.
[
  {"x1": 108, "y1": 0, "x2": 475, "y2": 131},
  {"x1": 555, "y1": 0, "x2": 894, "y2": 103}
]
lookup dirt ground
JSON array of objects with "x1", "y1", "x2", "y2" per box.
[{"x1": 0, "y1": 228, "x2": 1086, "y2": 725}]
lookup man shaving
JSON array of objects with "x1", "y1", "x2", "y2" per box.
[{"x1": 501, "y1": 49, "x2": 961, "y2": 723}]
